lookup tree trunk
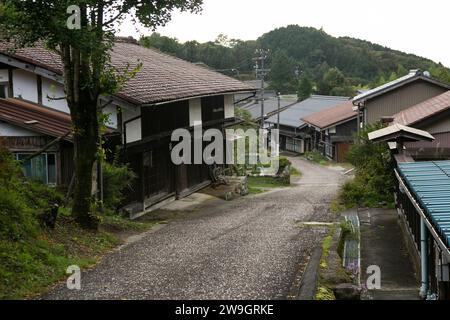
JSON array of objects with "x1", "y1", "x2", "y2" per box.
[{"x1": 71, "y1": 96, "x2": 100, "y2": 230}]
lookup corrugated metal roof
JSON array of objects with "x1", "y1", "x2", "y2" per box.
[
  {"x1": 266, "y1": 95, "x2": 349, "y2": 128},
  {"x1": 393, "y1": 90, "x2": 450, "y2": 126},
  {"x1": 0, "y1": 98, "x2": 72, "y2": 140},
  {"x1": 368, "y1": 123, "x2": 435, "y2": 142},
  {"x1": 301, "y1": 100, "x2": 355, "y2": 129},
  {"x1": 353, "y1": 70, "x2": 450, "y2": 104},
  {"x1": 241, "y1": 97, "x2": 297, "y2": 120},
  {"x1": 398, "y1": 161, "x2": 450, "y2": 247}
]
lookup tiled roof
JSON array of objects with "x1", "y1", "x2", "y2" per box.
[
  {"x1": 301, "y1": 100, "x2": 355, "y2": 129},
  {"x1": 0, "y1": 98, "x2": 72, "y2": 139},
  {"x1": 0, "y1": 40, "x2": 254, "y2": 105},
  {"x1": 266, "y1": 95, "x2": 349, "y2": 128},
  {"x1": 393, "y1": 90, "x2": 450, "y2": 126},
  {"x1": 353, "y1": 70, "x2": 450, "y2": 104}
]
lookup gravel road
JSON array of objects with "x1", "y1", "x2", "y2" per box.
[{"x1": 44, "y1": 157, "x2": 346, "y2": 300}]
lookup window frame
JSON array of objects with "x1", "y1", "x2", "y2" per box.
[{"x1": 15, "y1": 152, "x2": 57, "y2": 185}]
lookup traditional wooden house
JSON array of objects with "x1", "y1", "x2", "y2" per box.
[
  {"x1": 391, "y1": 90, "x2": 450, "y2": 160},
  {"x1": 265, "y1": 95, "x2": 349, "y2": 153},
  {"x1": 0, "y1": 38, "x2": 253, "y2": 213},
  {"x1": 353, "y1": 70, "x2": 450, "y2": 127},
  {"x1": 301, "y1": 100, "x2": 357, "y2": 162}
]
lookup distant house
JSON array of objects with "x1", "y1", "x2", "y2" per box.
[
  {"x1": 265, "y1": 95, "x2": 349, "y2": 153},
  {"x1": 301, "y1": 100, "x2": 357, "y2": 162},
  {"x1": 392, "y1": 90, "x2": 450, "y2": 159},
  {"x1": 0, "y1": 38, "x2": 253, "y2": 213},
  {"x1": 239, "y1": 96, "x2": 297, "y2": 121},
  {"x1": 353, "y1": 70, "x2": 450, "y2": 126}
]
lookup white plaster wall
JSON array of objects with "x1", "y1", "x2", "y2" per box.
[
  {"x1": 224, "y1": 94, "x2": 235, "y2": 119},
  {"x1": 0, "y1": 121, "x2": 40, "y2": 136},
  {"x1": 41, "y1": 77, "x2": 70, "y2": 113},
  {"x1": 13, "y1": 69, "x2": 38, "y2": 103},
  {"x1": 189, "y1": 98, "x2": 202, "y2": 126},
  {"x1": 122, "y1": 107, "x2": 141, "y2": 143}
]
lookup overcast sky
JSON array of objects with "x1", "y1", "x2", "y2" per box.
[{"x1": 118, "y1": 0, "x2": 450, "y2": 66}]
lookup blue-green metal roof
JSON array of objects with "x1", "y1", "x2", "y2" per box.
[{"x1": 398, "y1": 161, "x2": 450, "y2": 247}]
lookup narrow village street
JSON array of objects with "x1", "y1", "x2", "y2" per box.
[{"x1": 44, "y1": 158, "x2": 346, "y2": 300}]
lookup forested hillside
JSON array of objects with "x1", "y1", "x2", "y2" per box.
[{"x1": 140, "y1": 25, "x2": 450, "y2": 95}]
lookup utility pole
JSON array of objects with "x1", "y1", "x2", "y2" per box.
[
  {"x1": 277, "y1": 92, "x2": 281, "y2": 130},
  {"x1": 253, "y1": 49, "x2": 270, "y2": 129}
]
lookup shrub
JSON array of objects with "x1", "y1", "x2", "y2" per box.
[
  {"x1": 102, "y1": 161, "x2": 136, "y2": 210},
  {"x1": 339, "y1": 123, "x2": 395, "y2": 208},
  {"x1": 0, "y1": 142, "x2": 63, "y2": 239}
]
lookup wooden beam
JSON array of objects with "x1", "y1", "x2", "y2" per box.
[
  {"x1": 21, "y1": 131, "x2": 71, "y2": 163},
  {"x1": 7, "y1": 68, "x2": 13, "y2": 97},
  {"x1": 37, "y1": 75, "x2": 42, "y2": 105}
]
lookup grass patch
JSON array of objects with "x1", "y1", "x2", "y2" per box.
[
  {"x1": 316, "y1": 286, "x2": 335, "y2": 300},
  {"x1": 101, "y1": 213, "x2": 155, "y2": 232},
  {"x1": 290, "y1": 165, "x2": 301, "y2": 176},
  {"x1": 319, "y1": 225, "x2": 336, "y2": 270},
  {"x1": 304, "y1": 151, "x2": 330, "y2": 166},
  {"x1": 330, "y1": 198, "x2": 346, "y2": 214},
  {"x1": 0, "y1": 214, "x2": 155, "y2": 300},
  {"x1": 315, "y1": 224, "x2": 338, "y2": 300},
  {"x1": 247, "y1": 176, "x2": 291, "y2": 194}
]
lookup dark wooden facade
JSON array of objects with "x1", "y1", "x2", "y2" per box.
[
  {"x1": 306, "y1": 118, "x2": 357, "y2": 162},
  {"x1": 124, "y1": 95, "x2": 228, "y2": 211}
]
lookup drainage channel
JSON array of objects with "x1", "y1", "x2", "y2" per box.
[{"x1": 342, "y1": 210, "x2": 361, "y2": 286}]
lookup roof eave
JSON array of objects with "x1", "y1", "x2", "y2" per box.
[
  {"x1": 139, "y1": 89, "x2": 256, "y2": 107},
  {"x1": 353, "y1": 75, "x2": 450, "y2": 105}
]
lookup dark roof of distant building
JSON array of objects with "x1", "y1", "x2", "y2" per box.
[
  {"x1": 241, "y1": 96, "x2": 297, "y2": 120},
  {"x1": 353, "y1": 70, "x2": 450, "y2": 104},
  {"x1": 266, "y1": 95, "x2": 349, "y2": 128},
  {"x1": 301, "y1": 100, "x2": 355, "y2": 130},
  {"x1": 393, "y1": 90, "x2": 450, "y2": 126},
  {"x1": 0, "y1": 39, "x2": 254, "y2": 106}
]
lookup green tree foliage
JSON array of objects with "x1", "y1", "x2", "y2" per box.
[
  {"x1": 297, "y1": 74, "x2": 313, "y2": 101},
  {"x1": 102, "y1": 152, "x2": 137, "y2": 210},
  {"x1": 140, "y1": 33, "x2": 257, "y2": 78},
  {"x1": 339, "y1": 124, "x2": 395, "y2": 208},
  {"x1": 141, "y1": 25, "x2": 449, "y2": 96},
  {"x1": 318, "y1": 67, "x2": 354, "y2": 96},
  {"x1": 268, "y1": 50, "x2": 297, "y2": 94},
  {"x1": 0, "y1": 0, "x2": 203, "y2": 229}
]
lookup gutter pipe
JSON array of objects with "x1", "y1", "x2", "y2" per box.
[{"x1": 420, "y1": 218, "x2": 429, "y2": 299}]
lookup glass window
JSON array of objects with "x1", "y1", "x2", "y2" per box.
[{"x1": 15, "y1": 153, "x2": 57, "y2": 185}]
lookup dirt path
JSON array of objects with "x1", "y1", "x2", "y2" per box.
[{"x1": 44, "y1": 157, "x2": 347, "y2": 300}]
